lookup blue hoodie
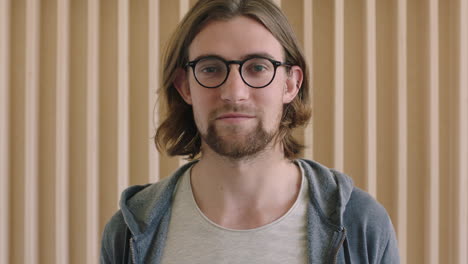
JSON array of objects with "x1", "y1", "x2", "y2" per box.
[{"x1": 101, "y1": 159, "x2": 399, "y2": 263}]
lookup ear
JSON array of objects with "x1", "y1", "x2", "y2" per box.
[
  {"x1": 174, "y1": 68, "x2": 192, "y2": 105},
  {"x1": 283, "y1": 65, "x2": 303, "y2": 104}
]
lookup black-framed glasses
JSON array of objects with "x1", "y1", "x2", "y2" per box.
[{"x1": 185, "y1": 55, "x2": 290, "y2": 89}]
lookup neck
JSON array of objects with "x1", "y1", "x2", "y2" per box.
[{"x1": 190, "y1": 142, "x2": 302, "y2": 229}]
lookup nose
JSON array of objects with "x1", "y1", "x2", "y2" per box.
[{"x1": 219, "y1": 66, "x2": 250, "y2": 102}]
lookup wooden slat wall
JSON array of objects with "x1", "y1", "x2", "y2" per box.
[
  {"x1": 24, "y1": 0, "x2": 40, "y2": 263},
  {"x1": 302, "y1": 0, "x2": 313, "y2": 159},
  {"x1": 396, "y1": 0, "x2": 408, "y2": 261},
  {"x1": 365, "y1": 0, "x2": 377, "y2": 197},
  {"x1": 1, "y1": 0, "x2": 467, "y2": 263},
  {"x1": 0, "y1": 0, "x2": 10, "y2": 263},
  {"x1": 148, "y1": 0, "x2": 160, "y2": 183},
  {"x1": 86, "y1": 0, "x2": 100, "y2": 262},
  {"x1": 117, "y1": 0, "x2": 130, "y2": 200},
  {"x1": 56, "y1": 0, "x2": 70, "y2": 263},
  {"x1": 334, "y1": 0, "x2": 345, "y2": 173},
  {"x1": 457, "y1": 1, "x2": 468, "y2": 263},
  {"x1": 427, "y1": 0, "x2": 440, "y2": 262}
]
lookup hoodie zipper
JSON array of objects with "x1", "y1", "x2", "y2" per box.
[
  {"x1": 129, "y1": 238, "x2": 136, "y2": 264},
  {"x1": 332, "y1": 227, "x2": 347, "y2": 264}
]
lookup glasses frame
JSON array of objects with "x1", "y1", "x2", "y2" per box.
[{"x1": 185, "y1": 55, "x2": 290, "y2": 89}]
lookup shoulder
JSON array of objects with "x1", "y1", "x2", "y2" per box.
[
  {"x1": 343, "y1": 187, "x2": 399, "y2": 263},
  {"x1": 345, "y1": 187, "x2": 390, "y2": 226},
  {"x1": 100, "y1": 210, "x2": 128, "y2": 263},
  {"x1": 101, "y1": 162, "x2": 197, "y2": 262},
  {"x1": 100, "y1": 179, "x2": 172, "y2": 263}
]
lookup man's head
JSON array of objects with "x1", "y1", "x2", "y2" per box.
[{"x1": 155, "y1": 0, "x2": 311, "y2": 160}]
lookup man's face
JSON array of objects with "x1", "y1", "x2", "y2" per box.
[{"x1": 176, "y1": 16, "x2": 300, "y2": 159}]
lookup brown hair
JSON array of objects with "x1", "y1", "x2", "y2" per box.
[{"x1": 155, "y1": 0, "x2": 312, "y2": 159}]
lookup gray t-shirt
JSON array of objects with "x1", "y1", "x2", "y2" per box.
[{"x1": 161, "y1": 165, "x2": 309, "y2": 264}]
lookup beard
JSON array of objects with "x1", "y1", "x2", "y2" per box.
[
  {"x1": 198, "y1": 105, "x2": 279, "y2": 160},
  {"x1": 201, "y1": 120, "x2": 276, "y2": 160}
]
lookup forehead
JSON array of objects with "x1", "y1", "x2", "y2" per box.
[{"x1": 188, "y1": 16, "x2": 284, "y2": 61}]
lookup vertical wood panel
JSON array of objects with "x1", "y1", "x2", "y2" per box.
[
  {"x1": 149, "y1": 0, "x2": 160, "y2": 182},
  {"x1": 87, "y1": 0, "x2": 100, "y2": 262},
  {"x1": 366, "y1": 0, "x2": 377, "y2": 197},
  {"x1": 457, "y1": 0, "x2": 468, "y2": 263},
  {"x1": 69, "y1": 0, "x2": 88, "y2": 262},
  {"x1": 11, "y1": 1, "x2": 27, "y2": 262},
  {"x1": 312, "y1": 0, "x2": 334, "y2": 167},
  {"x1": 117, "y1": 0, "x2": 130, "y2": 198},
  {"x1": 129, "y1": 0, "x2": 150, "y2": 186},
  {"x1": 179, "y1": 0, "x2": 189, "y2": 20},
  {"x1": 56, "y1": 0, "x2": 70, "y2": 263},
  {"x1": 99, "y1": 0, "x2": 119, "y2": 231},
  {"x1": 344, "y1": 0, "x2": 365, "y2": 190},
  {"x1": 24, "y1": 0, "x2": 40, "y2": 263},
  {"x1": 334, "y1": 0, "x2": 345, "y2": 171},
  {"x1": 438, "y1": 0, "x2": 456, "y2": 262},
  {"x1": 397, "y1": 0, "x2": 408, "y2": 262},
  {"x1": 39, "y1": 0, "x2": 58, "y2": 262},
  {"x1": 0, "y1": 0, "x2": 10, "y2": 263},
  {"x1": 303, "y1": 0, "x2": 313, "y2": 159},
  {"x1": 427, "y1": 0, "x2": 440, "y2": 262},
  {"x1": 376, "y1": 0, "x2": 398, "y2": 234},
  {"x1": 365, "y1": 0, "x2": 377, "y2": 197},
  {"x1": 408, "y1": 0, "x2": 429, "y2": 262}
]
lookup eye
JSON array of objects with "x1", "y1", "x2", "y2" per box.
[
  {"x1": 244, "y1": 63, "x2": 272, "y2": 77},
  {"x1": 201, "y1": 66, "x2": 221, "y2": 73},
  {"x1": 243, "y1": 58, "x2": 273, "y2": 75},
  {"x1": 196, "y1": 58, "x2": 226, "y2": 76},
  {"x1": 251, "y1": 64, "x2": 267, "y2": 72}
]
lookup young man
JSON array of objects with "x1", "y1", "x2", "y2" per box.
[{"x1": 101, "y1": 0, "x2": 400, "y2": 263}]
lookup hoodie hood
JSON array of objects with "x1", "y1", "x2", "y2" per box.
[
  {"x1": 297, "y1": 159, "x2": 354, "y2": 228},
  {"x1": 119, "y1": 159, "x2": 354, "y2": 237},
  {"x1": 119, "y1": 161, "x2": 196, "y2": 237}
]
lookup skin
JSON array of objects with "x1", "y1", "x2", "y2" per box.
[{"x1": 174, "y1": 16, "x2": 304, "y2": 230}]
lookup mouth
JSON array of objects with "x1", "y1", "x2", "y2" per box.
[{"x1": 215, "y1": 113, "x2": 255, "y2": 122}]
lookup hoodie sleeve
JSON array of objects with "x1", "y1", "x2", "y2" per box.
[
  {"x1": 100, "y1": 236, "x2": 112, "y2": 264},
  {"x1": 379, "y1": 227, "x2": 400, "y2": 264},
  {"x1": 343, "y1": 188, "x2": 400, "y2": 264},
  {"x1": 100, "y1": 219, "x2": 116, "y2": 264},
  {"x1": 100, "y1": 210, "x2": 128, "y2": 264}
]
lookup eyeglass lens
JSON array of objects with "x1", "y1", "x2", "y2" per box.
[{"x1": 194, "y1": 57, "x2": 275, "y2": 88}]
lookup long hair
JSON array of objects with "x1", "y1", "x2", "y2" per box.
[{"x1": 155, "y1": 0, "x2": 312, "y2": 159}]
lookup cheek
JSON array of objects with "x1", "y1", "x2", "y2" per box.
[
  {"x1": 191, "y1": 105, "x2": 208, "y2": 134},
  {"x1": 189, "y1": 81, "x2": 218, "y2": 105},
  {"x1": 189, "y1": 89, "x2": 216, "y2": 128},
  {"x1": 255, "y1": 92, "x2": 284, "y2": 125},
  {"x1": 193, "y1": 95, "x2": 214, "y2": 111},
  {"x1": 191, "y1": 100, "x2": 208, "y2": 121}
]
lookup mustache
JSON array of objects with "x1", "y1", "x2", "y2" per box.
[{"x1": 209, "y1": 104, "x2": 257, "y2": 120}]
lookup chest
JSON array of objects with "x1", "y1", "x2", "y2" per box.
[{"x1": 159, "y1": 171, "x2": 309, "y2": 264}]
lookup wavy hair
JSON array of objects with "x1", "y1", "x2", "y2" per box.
[{"x1": 155, "y1": 0, "x2": 312, "y2": 159}]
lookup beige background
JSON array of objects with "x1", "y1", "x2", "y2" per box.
[{"x1": 1, "y1": 0, "x2": 467, "y2": 263}]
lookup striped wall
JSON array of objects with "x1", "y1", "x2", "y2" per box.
[{"x1": 0, "y1": 0, "x2": 467, "y2": 263}]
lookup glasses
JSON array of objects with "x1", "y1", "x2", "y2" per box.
[{"x1": 185, "y1": 55, "x2": 290, "y2": 89}]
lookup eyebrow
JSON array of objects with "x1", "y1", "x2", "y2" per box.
[{"x1": 190, "y1": 52, "x2": 277, "y2": 62}]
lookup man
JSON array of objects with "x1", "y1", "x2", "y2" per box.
[{"x1": 101, "y1": 0, "x2": 400, "y2": 263}]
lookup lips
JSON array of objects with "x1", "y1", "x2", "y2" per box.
[{"x1": 215, "y1": 113, "x2": 255, "y2": 120}]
